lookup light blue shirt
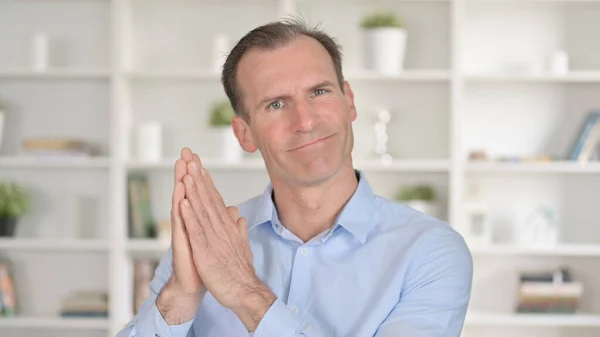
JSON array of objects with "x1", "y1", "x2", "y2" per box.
[{"x1": 117, "y1": 170, "x2": 473, "y2": 337}]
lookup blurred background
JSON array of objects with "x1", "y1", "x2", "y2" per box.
[{"x1": 0, "y1": 0, "x2": 599, "y2": 336}]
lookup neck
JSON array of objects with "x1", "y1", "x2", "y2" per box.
[{"x1": 270, "y1": 158, "x2": 359, "y2": 243}]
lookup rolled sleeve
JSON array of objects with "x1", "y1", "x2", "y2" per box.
[{"x1": 253, "y1": 298, "x2": 306, "y2": 337}]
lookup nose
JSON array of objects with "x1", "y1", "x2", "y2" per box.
[{"x1": 290, "y1": 100, "x2": 318, "y2": 133}]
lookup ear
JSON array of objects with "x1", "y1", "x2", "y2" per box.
[
  {"x1": 232, "y1": 115, "x2": 258, "y2": 153},
  {"x1": 343, "y1": 81, "x2": 357, "y2": 122}
]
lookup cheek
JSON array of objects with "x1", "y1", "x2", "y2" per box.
[{"x1": 253, "y1": 121, "x2": 286, "y2": 149}]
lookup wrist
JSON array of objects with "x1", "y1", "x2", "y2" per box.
[
  {"x1": 230, "y1": 278, "x2": 277, "y2": 332},
  {"x1": 156, "y1": 279, "x2": 204, "y2": 325}
]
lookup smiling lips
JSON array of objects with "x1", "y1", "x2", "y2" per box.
[{"x1": 289, "y1": 134, "x2": 334, "y2": 151}]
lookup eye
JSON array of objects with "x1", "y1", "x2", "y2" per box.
[
  {"x1": 314, "y1": 88, "x2": 327, "y2": 96},
  {"x1": 269, "y1": 100, "x2": 283, "y2": 110}
]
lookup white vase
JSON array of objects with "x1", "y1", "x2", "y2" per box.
[
  {"x1": 137, "y1": 121, "x2": 163, "y2": 161},
  {"x1": 216, "y1": 126, "x2": 242, "y2": 162},
  {"x1": 32, "y1": 32, "x2": 49, "y2": 71},
  {"x1": 363, "y1": 28, "x2": 407, "y2": 74},
  {"x1": 464, "y1": 184, "x2": 493, "y2": 246},
  {"x1": 212, "y1": 34, "x2": 230, "y2": 72}
]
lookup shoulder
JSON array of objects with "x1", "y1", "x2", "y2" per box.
[{"x1": 371, "y1": 196, "x2": 472, "y2": 266}]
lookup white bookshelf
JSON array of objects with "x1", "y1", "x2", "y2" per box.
[
  {"x1": 0, "y1": 238, "x2": 109, "y2": 252},
  {"x1": 465, "y1": 312, "x2": 600, "y2": 327},
  {"x1": 0, "y1": 317, "x2": 109, "y2": 330},
  {"x1": 0, "y1": 69, "x2": 111, "y2": 80},
  {"x1": 469, "y1": 243, "x2": 600, "y2": 257},
  {"x1": 0, "y1": 156, "x2": 111, "y2": 169},
  {"x1": 0, "y1": 0, "x2": 599, "y2": 337}
]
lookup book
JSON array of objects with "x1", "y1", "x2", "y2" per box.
[
  {"x1": 0, "y1": 262, "x2": 17, "y2": 316},
  {"x1": 128, "y1": 173, "x2": 156, "y2": 238},
  {"x1": 568, "y1": 111, "x2": 600, "y2": 161},
  {"x1": 59, "y1": 291, "x2": 108, "y2": 318},
  {"x1": 133, "y1": 259, "x2": 158, "y2": 314}
]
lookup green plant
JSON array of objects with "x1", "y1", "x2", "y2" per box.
[
  {"x1": 209, "y1": 100, "x2": 236, "y2": 127},
  {"x1": 0, "y1": 182, "x2": 30, "y2": 218},
  {"x1": 396, "y1": 184, "x2": 436, "y2": 202},
  {"x1": 361, "y1": 11, "x2": 403, "y2": 29}
]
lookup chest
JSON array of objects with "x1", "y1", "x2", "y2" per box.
[{"x1": 191, "y1": 238, "x2": 406, "y2": 336}]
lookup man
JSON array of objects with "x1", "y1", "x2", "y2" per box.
[{"x1": 117, "y1": 17, "x2": 473, "y2": 337}]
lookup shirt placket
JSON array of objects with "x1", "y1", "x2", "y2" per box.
[{"x1": 285, "y1": 242, "x2": 314, "y2": 317}]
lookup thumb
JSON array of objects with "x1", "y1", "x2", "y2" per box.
[
  {"x1": 238, "y1": 216, "x2": 249, "y2": 243},
  {"x1": 226, "y1": 205, "x2": 240, "y2": 221}
]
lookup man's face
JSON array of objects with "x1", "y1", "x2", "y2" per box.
[{"x1": 232, "y1": 35, "x2": 358, "y2": 186}]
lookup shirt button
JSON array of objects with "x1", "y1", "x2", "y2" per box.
[
  {"x1": 291, "y1": 306, "x2": 299, "y2": 314},
  {"x1": 300, "y1": 247, "x2": 309, "y2": 256}
]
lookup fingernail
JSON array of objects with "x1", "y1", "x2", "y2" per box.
[
  {"x1": 186, "y1": 176, "x2": 194, "y2": 186},
  {"x1": 183, "y1": 199, "x2": 190, "y2": 208},
  {"x1": 192, "y1": 162, "x2": 200, "y2": 171}
]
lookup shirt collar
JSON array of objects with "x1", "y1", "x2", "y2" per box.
[
  {"x1": 247, "y1": 170, "x2": 378, "y2": 244},
  {"x1": 332, "y1": 170, "x2": 378, "y2": 244}
]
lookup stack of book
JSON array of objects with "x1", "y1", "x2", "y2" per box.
[
  {"x1": 21, "y1": 137, "x2": 94, "y2": 157},
  {"x1": 59, "y1": 291, "x2": 108, "y2": 318},
  {"x1": 516, "y1": 268, "x2": 584, "y2": 314}
]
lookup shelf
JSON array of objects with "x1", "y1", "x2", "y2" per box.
[
  {"x1": 127, "y1": 68, "x2": 221, "y2": 80},
  {"x1": 465, "y1": 312, "x2": 600, "y2": 327},
  {"x1": 466, "y1": 161, "x2": 600, "y2": 174},
  {"x1": 356, "y1": 159, "x2": 450, "y2": 172},
  {"x1": 345, "y1": 69, "x2": 451, "y2": 82},
  {"x1": 126, "y1": 157, "x2": 266, "y2": 171},
  {"x1": 127, "y1": 239, "x2": 170, "y2": 256},
  {"x1": 0, "y1": 156, "x2": 111, "y2": 169},
  {"x1": 0, "y1": 238, "x2": 109, "y2": 252},
  {"x1": 126, "y1": 158, "x2": 450, "y2": 172},
  {"x1": 466, "y1": 72, "x2": 600, "y2": 83},
  {"x1": 127, "y1": 69, "x2": 450, "y2": 82},
  {"x1": 0, "y1": 68, "x2": 110, "y2": 80},
  {"x1": 0, "y1": 316, "x2": 109, "y2": 329},
  {"x1": 469, "y1": 243, "x2": 600, "y2": 256}
]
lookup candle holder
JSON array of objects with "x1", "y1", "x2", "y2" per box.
[{"x1": 373, "y1": 109, "x2": 393, "y2": 164}]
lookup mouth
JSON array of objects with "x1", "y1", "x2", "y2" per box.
[{"x1": 289, "y1": 134, "x2": 334, "y2": 152}]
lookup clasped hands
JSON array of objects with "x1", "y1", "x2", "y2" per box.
[{"x1": 169, "y1": 147, "x2": 275, "y2": 331}]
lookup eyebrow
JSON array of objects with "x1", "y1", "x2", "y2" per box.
[{"x1": 255, "y1": 80, "x2": 337, "y2": 109}]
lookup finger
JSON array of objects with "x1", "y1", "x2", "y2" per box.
[
  {"x1": 183, "y1": 171, "x2": 221, "y2": 242},
  {"x1": 181, "y1": 147, "x2": 194, "y2": 162},
  {"x1": 191, "y1": 153, "x2": 203, "y2": 169},
  {"x1": 174, "y1": 159, "x2": 187, "y2": 185},
  {"x1": 180, "y1": 197, "x2": 207, "y2": 250},
  {"x1": 186, "y1": 161, "x2": 224, "y2": 223},
  {"x1": 171, "y1": 182, "x2": 195, "y2": 267},
  {"x1": 197, "y1": 166, "x2": 228, "y2": 219},
  {"x1": 171, "y1": 181, "x2": 185, "y2": 232},
  {"x1": 174, "y1": 146, "x2": 193, "y2": 185},
  {"x1": 238, "y1": 216, "x2": 249, "y2": 243},
  {"x1": 226, "y1": 205, "x2": 240, "y2": 221}
]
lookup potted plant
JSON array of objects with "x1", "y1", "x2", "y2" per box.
[
  {"x1": 395, "y1": 184, "x2": 438, "y2": 217},
  {"x1": 0, "y1": 181, "x2": 30, "y2": 237},
  {"x1": 209, "y1": 100, "x2": 242, "y2": 162},
  {"x1": 361, "y1": 11, "x2": 407, "y2": 74}
]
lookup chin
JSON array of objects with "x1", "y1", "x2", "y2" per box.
[{"x1": 290, "y1": 154, "x2": 346, "y2": 186}]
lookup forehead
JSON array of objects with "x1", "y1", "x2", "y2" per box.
[{"x1": 236, "y1": 35, "x2": 338, "y2": 104}]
